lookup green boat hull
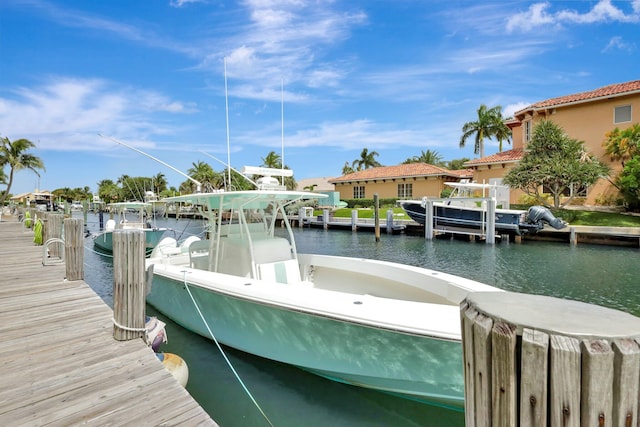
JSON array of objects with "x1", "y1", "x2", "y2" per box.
[
  {"x1": 147, "y1": 272, "x2": 465, "y2": 410},
  {"x1": 93, "y1": 229, "x2": 167, "y2": 255}
]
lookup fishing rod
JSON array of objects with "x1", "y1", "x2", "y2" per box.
[
  {"x1": 99, "y1": 134, "x2": 203, "y2": 193},
  {"x1": 198, "y1": 150, "x2": 259, "y2": 189}
]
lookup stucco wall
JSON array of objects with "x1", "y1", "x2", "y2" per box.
[
  {"x1": 333, "y1": 176, "x2": 450, "y2": 200},
  {"x1": 517, "y1": 92, "x2": 639, "y2": 205}
]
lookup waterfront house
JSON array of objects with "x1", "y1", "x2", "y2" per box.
[
  {"x1": 468, "y1": 79, "x2": 640, "y2": 206},
  {"x1": 10, "y1": 190, "x2": 53, "y2": 209},
  {"x1": 328, "y1": 80, "x2": 640, "y2": 207},
  {"x1": 328, "y1": 163, "x2": 472, "y2": 201}
]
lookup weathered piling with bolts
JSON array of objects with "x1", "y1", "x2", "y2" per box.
[{"x1": 461, "y1": 291, "x2": 640, "y2": 427}]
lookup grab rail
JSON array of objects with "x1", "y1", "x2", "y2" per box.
[{"x1": 43, "y1": 238, "x2": 65, "y2": 265}]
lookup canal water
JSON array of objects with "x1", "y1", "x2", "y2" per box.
[{"x1": 81, "y1": 213, "x2": 640, "y2": 427}]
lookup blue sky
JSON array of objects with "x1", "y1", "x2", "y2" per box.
[{"x1": 2, "y1": 0, "x2": 640, "y2": 195}]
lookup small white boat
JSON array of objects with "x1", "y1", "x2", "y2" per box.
[
  {"x1": 145, "y1": 168, "x2": 500, "y2": 409},
  {"x1": 93, "y1": 202, "x2": 168, "y2": 255}
]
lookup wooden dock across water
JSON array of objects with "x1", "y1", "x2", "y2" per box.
[{"x1": 0, "y1": 216, "x2": 217, "y2": 426}]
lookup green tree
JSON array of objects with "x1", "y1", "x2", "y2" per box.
[
  {"x1": 445, "y1": 157, "x2": 471, "y2": 170},
  {"x1": 460, "y1": 104, "x2": 511, "y2": 158},
  {"x1": 402, "y1": 149, "x2": 444, "y2": 165},
  {"x1": 341, "y1": 161, "x2": 355, "y2": 175},
  {"x1": 261, "y1": 151, "x2": 282, "y2": 169},
  {"x1": 603, "y1": 123, "x2": 640, "y2": 167},
  {"x1": 152, "y1": 172, "x2": 168, "y2": 194},
  {"x1": 0, "y1": 137, "x2": 45, "y2": 205},
  {"x1": 617, "y1": 156, "x2": 640, "y2": 210},
  {"x1": 352, "y1": 148, "x2": 382, "y2": 171},
  {"x1": 97, "y1": 179, "x2": 121, "y2": 203},
  {"x1": 259, "y1": 151, "x2": 296, "y2": 190},
  {"x1": 504, "y1": 120, "x2": 609, "y2": 208},
  {"x1": 186, "y1": 160, "x2": 221, "y2": 192}
]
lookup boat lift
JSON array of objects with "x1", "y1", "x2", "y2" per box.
[{"x1": 422, "y1": 197, "x2": 498, "y2": 244}]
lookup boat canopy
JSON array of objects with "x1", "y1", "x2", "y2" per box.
[{"x1": 162, "y1": 190, "x2": 327, "y2": 211}]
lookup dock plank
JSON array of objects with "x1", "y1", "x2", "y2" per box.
[{"x1": 0, "y1": 218, "x2": 217, "y2": 426}]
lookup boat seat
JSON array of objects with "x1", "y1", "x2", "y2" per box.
[
  {"x1": 180, "y1": 236, "x2": 201, "y2": 253},
  {"x1": 189, "y1": 239, "x2": 211, "y2": 269},
  {"x1": 257, "y1": 259, "x2": 302, "y2": 284}
]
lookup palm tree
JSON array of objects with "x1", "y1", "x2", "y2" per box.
[
  {"x1": 0, "y1": 137, "x2": 45, "y2": 205},
  {"x1": 352, "y1": 148, "x2": 382, "y2": 171},
  {"x1": 341, "y1": 162, "x2": 355, "y2": 175},
  {"x1": 260, "y1": 151, "x2": 297, "y2": 190},
  {"x1": 261, "y1": 151, "x2": 282, "y2": 169},
  {"x1": 403, "y1": 149, "x2": 444, "y2": 165},
  {"x1": 187, "y1": 161, "x2": 221, "y2": 192},
  {"x1": 152, "y1": 172, "x2": 168, "y2": 194},
  {"x1": 459, "y1": 104, "x2": 511, "y2": 158}
]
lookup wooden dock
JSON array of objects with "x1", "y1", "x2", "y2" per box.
[{"x1": 0, "y1": 216, "x2": 218, "y2": 426}]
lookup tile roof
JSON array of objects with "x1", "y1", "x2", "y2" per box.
[
  {"x1": 329, "y1": 163, "x2": 472, "y2": 183},
  {"x1": 464, "y1": 148, "x2": 524, "y2": 166},
  {"x1": 516, "y1": 80, "x2": 640, "y2": 115}
]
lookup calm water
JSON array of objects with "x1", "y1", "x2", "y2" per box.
[{"x1": 80, "y1": 213, "x2": 640, "y2": 427}]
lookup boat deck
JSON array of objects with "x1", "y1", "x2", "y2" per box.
[{"x1": 0, "y1": 216, "x2": 217, "y2": 426}]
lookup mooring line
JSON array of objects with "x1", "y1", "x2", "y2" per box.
[{"x1": 181, "y1": 271, "x2": 274, "y2": 427}]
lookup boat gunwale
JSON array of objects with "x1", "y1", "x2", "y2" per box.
[{"x1": 150, "y1": 261, "x2": 466, "y2": 342}]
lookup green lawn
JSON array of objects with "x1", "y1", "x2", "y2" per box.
[{"x1": 554, "y1": 209, "x2": 640, "y2": 227}]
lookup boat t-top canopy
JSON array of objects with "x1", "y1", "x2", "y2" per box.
[
  {"x1": 445, "y1": 182, "x2": 504, "y2": 190},
  {"x1": 108, "y1": 202, "x2": 153, "y2": 209},
  {"x1": 162, "y1": 190, "x2": 327, "y2": 211}
]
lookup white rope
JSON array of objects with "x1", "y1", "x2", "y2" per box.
[
  {"x1": 112, "y1": 317, "x2": 146, "y2": 332},
  {"x1": 181, "y1": 270, "x2": 274, "y2": 427}
]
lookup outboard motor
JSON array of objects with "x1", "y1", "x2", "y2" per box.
[{"x1": 526, "y1": 206, "x2": 567, "y2": 230}]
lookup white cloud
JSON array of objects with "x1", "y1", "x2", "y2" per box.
[
  {"x1": 0, "y1": 78, "x2": 193, "y2": 151},
  {"x1": 602, "y1": 36, "x2": 635, "y2": 53},
  {"x1": 170, "y1": 0, "x2": 206, "y2": 8},
  {"x1": 507, "y1": 0, "x2": 640, "y2": 33},
  {"x1": 503, "y1": 102, "x2": 530, "y2": 118},
  {"x1": 237, "y1": 119, "x2": 446, "y2": 152}
]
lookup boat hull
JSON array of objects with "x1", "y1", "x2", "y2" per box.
[
  {"x1": 93, "y1": 229, "x2": 167, "y2": 255},
  {"x1": 401, "y1": 202, "x2": 540, "y2": 235},
  {"x1": 146, "y1": 270, "x2": 465, "y2": 409}
]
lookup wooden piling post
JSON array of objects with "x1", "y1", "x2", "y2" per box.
[
  {"x1": 112, "y1": 229, "x2": 146, "y2": 341},
  {"x1": 425, "y1": 199, "x2": 434, "y2": 240},
  {"x1": 486, "y1": 198, "x2": 496, "y2": 244},
  {"x1": 461, "y1": 291, "x2": 640, "y2": 427},
  {"x1": 63, "y1": 218, "x2": 84, "y2": 281},
  {"x1": 386, "y1": 209, "x2": 393, "y2": 234},
  {"x1": 46, "y1": 213, "x2": 63, "y2": 258},
  {"x1": 374, "y1": 194, "x2": 380, "y2": 242}
]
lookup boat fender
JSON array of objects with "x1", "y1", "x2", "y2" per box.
[
  {"x1": 145, "y1": 315, "x2": 167, "y2": 351},
  {"x1": 156, "y1": 352, "x2": 189, "y2": 387},
  {"x1": 24, "y1": 211, "x2": 32, "y2": 228},
  {"x1": 33, "y1": 219, "x2": 44, "y2": 245}
]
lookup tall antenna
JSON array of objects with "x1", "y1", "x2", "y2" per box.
[
  {"x1": 224, "y1": 57, "x2": 231, "y2": 188},
  {"x1": 280, "y1": 79, "x2": 285, "y2": 185}
]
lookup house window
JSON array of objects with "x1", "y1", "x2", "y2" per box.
[
  {"x1": 614, "y1": 105, "x2": 632, "y2": 124},
  {"x1": 397, "y1": 183, "x2": 412, "y2": 199},
  {"x1": 524, "y1": 120, "x2": 532, "y2": 143},
  {"x1": 353, "y1": 186, "x2": 365, "y2": 199}
]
